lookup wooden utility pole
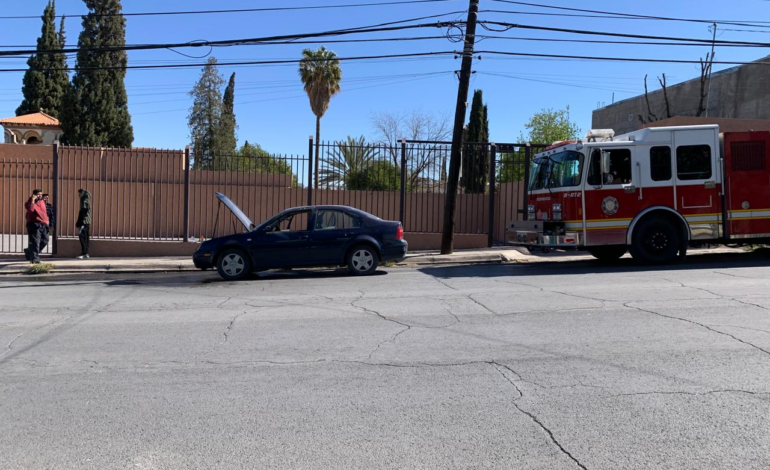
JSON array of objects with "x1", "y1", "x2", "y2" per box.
[{"x1": 441, "y1": 0, "x2": 480, "y2": 254}]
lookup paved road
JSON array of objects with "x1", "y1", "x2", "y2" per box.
[{"x1": 2, "y1": 254, "x2": 770, "y2": 469}]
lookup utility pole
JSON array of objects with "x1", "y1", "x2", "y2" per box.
[
  {"x1": 441, "y1": 0, "x2": 480, "y2": 255},
  {"x1": 705, "y1": 22, "x2": 717, "y2": 118}
]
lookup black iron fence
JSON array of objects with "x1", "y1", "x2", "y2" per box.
[{"x1": 0, "y1": 138, "x2": 546, "y2": 254}]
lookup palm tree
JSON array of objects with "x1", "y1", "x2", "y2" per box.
[
  {"x1": 299, "y1": 46, "x2": 342, "y2": 189},
  {"x1": 319, "y1": 136, "x2": 375, "y2": 189}
]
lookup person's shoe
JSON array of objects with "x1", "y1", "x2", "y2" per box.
[{"x1": 76, "y1": 254, "x2": 90, "y2": 260}]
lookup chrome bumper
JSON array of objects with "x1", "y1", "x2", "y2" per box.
[{"x1": 506, "y1": 221, "x2": 581, "y2": 248}]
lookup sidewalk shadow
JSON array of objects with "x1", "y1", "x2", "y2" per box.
[{"x1": 420, "y1": 250, "x2": 770, "y2": 279}]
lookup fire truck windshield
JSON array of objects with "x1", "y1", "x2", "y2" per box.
[{"x1": 529, "y1": 151, "x2": 584, "y2": 191}]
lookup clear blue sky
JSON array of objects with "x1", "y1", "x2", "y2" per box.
[{"x1": 0, "y1": 0, "x2": 767, "y2": 156}]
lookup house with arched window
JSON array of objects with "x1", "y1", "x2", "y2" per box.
[{"x1": 0, "y1": 111, "x2": 63, "y2": 145}]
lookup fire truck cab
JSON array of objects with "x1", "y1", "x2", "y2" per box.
[{"x1": 507, "y1": 125, "x2": 770, "y2": 263}]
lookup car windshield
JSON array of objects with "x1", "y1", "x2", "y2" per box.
[{"x1": 528, "y1": 151, "x2": 584, "y2": 190}]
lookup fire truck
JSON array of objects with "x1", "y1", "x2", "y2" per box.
[{"x1": 507, "y1": 124, "x2": 770, "y2": 263}]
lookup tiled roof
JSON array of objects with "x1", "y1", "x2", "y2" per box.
[{"x1": 0, "y1": 111, "x2": 61, "y2": 127}]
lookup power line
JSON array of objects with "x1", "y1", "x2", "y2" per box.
[
  {"x1": 0, "y1": 0, "x2": 462, "y2": 20},
  {"x1": 0, "y1": 51, "x2": 458, "y2": 73},
  {"x1": 0, "y1": 16, "x2": 465, "y2": 57},
  {"x1": 488, "y1": 0, "x2": 770, "y2": 29},
  {"x1": 479, "y1": 21, "x2": 770, "y2": 47},
  {"x1": 477, "y1": 49, "x2": 770, "y2": 66},
  {"x1": 132, "y1": 71, "x2": 453, "y2": 115},
  {"x1": 475, "y1": 35, "x2": 765, "y2": 48}
]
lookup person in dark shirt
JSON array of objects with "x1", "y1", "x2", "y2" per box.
[{"x1": 42, "y1": 194, "x2": 55, "y2": 233}]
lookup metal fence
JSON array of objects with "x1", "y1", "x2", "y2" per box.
[
  {"x1": 0, "y1": 138, "x2": 544, "y2": 255},
  {"x1": 57, "y1": 146, "x2": 186, "y2": 241},
  {"x1": 0, "y1": 158, "x2": 53, "y2": 254},
  {"x1": 317, "y1": 139, "x2": 545, "y2": 243},
  {"x1": 189, "y1": 149, "x2": 310, "y2": 240}
]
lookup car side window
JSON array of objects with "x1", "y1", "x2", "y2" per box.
[
  {"x1": 315, "y1": 210, "x2": 362, "y2": 230},
  {"x1": 270, "y1": 211, "x2": 310, "y2": 233}
]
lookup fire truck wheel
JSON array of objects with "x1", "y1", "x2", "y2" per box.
[
  {"x1": 629, "y1": 217, "x2": 680, "y2": 264},
  {"x1": 587, "y1": 246, "x2": 627, "y2": 262}
]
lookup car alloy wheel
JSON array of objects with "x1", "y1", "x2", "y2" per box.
[
  {"x1": 221, "y1": 253, "x2": 245, "y2": 277},
  {"x1": 351, "y1": 249, "x2": 374, "y2": 272}
]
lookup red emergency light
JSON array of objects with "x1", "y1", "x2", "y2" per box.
[{"x1": 545, "y1": 140, "x2": 579, "y2": 151}]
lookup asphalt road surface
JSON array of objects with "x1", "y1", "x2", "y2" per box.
[{"x1": 2, "y1": 253, "x2": 770, "y2": 469}]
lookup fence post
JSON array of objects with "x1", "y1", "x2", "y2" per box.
[
  {"x1": 307, "y1": 136, "x2": 314, "y2": 206},
  {"x1": 488, "y1": 144, "x2": 496, "y2": 248},
  {"x1": 522, "y1": 143, "x2": 532, "y2": 221},
  {"x1": 52, "y1": 142, "x2": 59, "y2": 255},
  {"x1": 399, "y1": 140, "x2": 407, "y2": 225},
  {"x1": 183, "y1": 146, "x2": 190, "y2": 241}
]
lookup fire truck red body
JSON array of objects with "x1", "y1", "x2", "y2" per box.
[{"x1": 507, "y1": 125, "x2": 770, "y2": 263}]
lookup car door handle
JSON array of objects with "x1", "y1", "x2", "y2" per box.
[{"x1": 299, "y1": 235, "x2": 309, "y2": 240}]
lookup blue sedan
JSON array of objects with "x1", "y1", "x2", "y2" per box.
[{"x1": 193, "y1": 193, "x2": 408, "y2": 280}]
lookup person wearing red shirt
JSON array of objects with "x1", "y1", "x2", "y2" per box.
[{"x1": 24, "y1": 189, "x2": 50, "y2": 264}]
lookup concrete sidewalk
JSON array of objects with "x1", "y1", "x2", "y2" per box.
[{"x1": 0, "y1": 246, "x2": 571, "y2": 275}]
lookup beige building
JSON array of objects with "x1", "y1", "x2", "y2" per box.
[{"x1": 0, "y1": 111, "x2": 63, "y2": 145}]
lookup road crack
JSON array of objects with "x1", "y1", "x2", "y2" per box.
[
  {"x1": 624, "y1": 303, "x2": 770, "y2": 357},
  {"x1": 489, "y1": 362, "x2": 588, "y2": 470}
]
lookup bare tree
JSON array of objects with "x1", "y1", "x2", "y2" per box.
[
  {"x1": 639, "y1": 74, "x2": 659, "y2": 125},
  {"x1": 697, "y1": 52, "x2": 715, "y2": 117},
  {"x1": 658, "y1": 73, "x2": 672, "y2": 119},
  {"x1": 370, "y1": 109, "x2": 451, "y2": 189}
]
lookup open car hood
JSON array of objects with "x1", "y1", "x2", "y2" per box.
[{"x1": 216, "y1": 192, "x2": 254, "y2": 231}]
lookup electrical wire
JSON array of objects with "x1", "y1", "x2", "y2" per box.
[
  {"x1": 488, "y1": 0, "x2": 770, "y2": 29},
  {"x1": 0, "y1": 0, "x2": 463, "y2": 20},
  {"x1": 0, "y1": 51, "x2": 459, "y2": 73},
  {"x1": 478, "y1": 21, "x2": 770, "y2": 47},
  {"x1": 476, "y1": 50, "x2": 770, "y2": 66},
  {"x1": 0, "y1": 16, "x2": 466, "y2": 57}
]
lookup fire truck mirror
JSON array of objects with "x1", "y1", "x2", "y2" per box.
[{"x1": 600, "y1": 151, "x2": 611, "y2": 175}]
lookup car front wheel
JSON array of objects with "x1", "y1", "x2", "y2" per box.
[
  {"x1": 216, "y1": 248, "x2": 252, "y2": 281},
  {"x1": 347, "y1": 245, "x2": 379, "y2": 275}
]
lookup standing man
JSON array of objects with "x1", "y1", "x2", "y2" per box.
[
  {"x1": 75, "y1": 189, "x2": 92, "y2": 259},
  {"x1": 42, "y1": 194, "x2": 55, "y2": 234},
  {"x1": 24, "y1": 189, "x2": 49, "y2": 264}
]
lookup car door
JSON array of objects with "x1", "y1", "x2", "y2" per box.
[
  {"x1": 310, "y1": 209, "x2": 363, "y2": 264},
  {"x1": 249, "y1": 210, "x2": 313, "y2": 268}
]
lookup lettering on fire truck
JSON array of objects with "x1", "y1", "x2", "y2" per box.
[{"x1": 508, "y1": 125, "x2": 770, "y2": 264}]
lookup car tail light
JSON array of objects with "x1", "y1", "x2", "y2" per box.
[{"x1": 396, "y1": 225, "x2": 404, "y2": 240}]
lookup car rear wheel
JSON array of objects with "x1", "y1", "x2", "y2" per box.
[
  {"x1": 629, "y1": 217, "x2": 680, "y2": 264},
  {"x1": 587, "y1": 245, "x2": 627, "y2": 262},
  {"x1": 216, "y1": 248, "x2": 252, "y2": 281},
  {"x1": 347, "y1": 245, "x2": 378, "y2": 276}
]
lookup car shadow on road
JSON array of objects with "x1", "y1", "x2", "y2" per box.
[
  {"x1": 420, "y1": 250, "x2": 770, "y2": 279},
  {"x1": 200, "y1": 268, "x2": 389, "y2": 284}
]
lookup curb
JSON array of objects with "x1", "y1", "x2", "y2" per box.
[
  {"x1": 397, "y1": 254, "x2": 507, "y2": 266},
  {"x1": 0, "y1": 264, "x2": 199, "y2": 275}
]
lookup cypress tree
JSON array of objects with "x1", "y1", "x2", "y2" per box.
[
  {"x1": 188, "y1": 57, "x2": 225, "y2": 168},
  {"x1": 61, "y1": 0, "x2": 133, "y2": 147},
  {"x1": 17, "y1": 1, "x2": 70, "y2": 118},
  {"x1": 463, "y1": 89, "x2": 489, "y2": 193},
  {"x1": 215, "y1": 72, "x2": 237, "y2": 154}
]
